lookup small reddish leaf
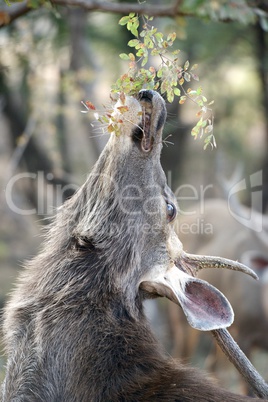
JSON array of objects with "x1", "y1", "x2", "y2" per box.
[
  {"x1": 191, "y1": 73, "x2": 199, "y2": 81},
  {"x1": 119, "y1": 92, "x2": 126, "y2": 104},
  {"x1": 167, "y1": 32, "x2": 176, "y2": 42},
  {"x1": 128, "y1": 53, "x2": 135, "y2": 61},
  {"x1": 85, "y1": 101, "x2": 96, "y2": 110},
  {"x1": 117, "y1": 106, "x2": 129, "y2": 113},
  {"x1": 107, "y1": 124, "x2": 114, "y2": 133}
]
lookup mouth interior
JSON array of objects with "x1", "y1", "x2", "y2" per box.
[
  {"x1": 141, "y1": 102, "x2": 153, "y2": 152},
  {"x1": 131, "y1": 95, "x2": 154, "y2": 152}
]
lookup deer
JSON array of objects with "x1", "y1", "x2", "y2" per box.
[{"x1": 1, "y1": 89, "x2": 268, "y2": 401}]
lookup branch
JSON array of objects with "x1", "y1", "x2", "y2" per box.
[
  {"x1": 0, "y1": 0, "x2": 189, "y2": 28},
  {"x1": 51, "y1": 0, "x2": 187, "y2": 17},
  {"x1": 0, "y1": 3, "x2": 32, "y2": 27},
  {"x1": 2, "y1": 0, "x2": 268, "y2": 29}
]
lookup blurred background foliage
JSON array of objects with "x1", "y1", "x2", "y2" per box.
[{"x1": 0, "y1": 0, "x2": 268, "y2": 389}]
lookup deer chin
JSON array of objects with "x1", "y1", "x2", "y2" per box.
[{"x1": 140, "y1": 264, "x2": 234, "y2": 331}]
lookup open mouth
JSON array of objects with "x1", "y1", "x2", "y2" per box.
[
  {"x1": 140, "y1": 101, "x2": 153, "y2": 152},
  {"x1": 132, "y1": 90, "x2": 166, "y2": 153},
  {"x1": 131, "y1": 90, "x2": 154, "y2": 153}
]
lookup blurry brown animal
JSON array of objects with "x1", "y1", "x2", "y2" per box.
[
  {"x1": 170, "y1": 199, "x2": 268, "y2": 392},
  {"x1": 1, "y1": 91, "x2": 267, "y2": 401}
]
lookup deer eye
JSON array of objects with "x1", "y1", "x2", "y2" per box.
[{"x1": 166, "y1": 202, "x2": 176, "y2": 222}]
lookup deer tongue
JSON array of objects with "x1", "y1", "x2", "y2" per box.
[{"x1": 140, "y1": 265, "x2": 234, "y2": 331}]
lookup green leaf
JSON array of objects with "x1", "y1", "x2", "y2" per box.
[
  {"x1": 119, "y1": 16, "x2": 130, "y2": 26},
  {"x1": 167, "y1": 32, "x2": 176, "y2": 43},
  {"x1": 136, "y1": 49, "x2": 144, "y2": 57},
  {"x1": 191, "y1": 126, "x2": 199, "y2": 138},
  {"x1": 205, "y1": 124, "x2": 213, "y2": 134},
  {"x1": 167, "y1": 90, "x2": 174, "y2": 103},
  {"x1": 157, "y1": 68, "x2": 163, "y2": 78},
  {"x1": 151, "y1": 48, "x2": 160, "y2": 56},
  {"x1": 184, "y1": 72, "x2": 191, "y2": 82},
  {"x1": 196, "y1": 118, "x2": 203, "y2": 127},
  {"x1": 184, "y1": 60, "x2": 190, "y2": 71},
  {"x1": 144, "y1": 38, "x2": 154, "y2": 49},
  {"x1": 155, "y1": 32, "x2": 163, "y2": 43},
  {"x1": 119, "y1": 53, "x2": 129, "y2": 60},
  {"x1": 190, "y1": 64, "x2": 198, "y2": 71},
  {"x1": 128, "y1": 39, "x2": 140, "y2": 47},
  {"x1": 130, "y1": 27, "x2": 139, "y2": 37},
  {"x1": 141, "y1": 56, "x2": 148, "y2": 67},
  {"x1": 160, "y1": 80, "x2": 169, "y2": 94},
  {"x1": 173, "y1": 87, "x2": 181, "y2": 96},
  {"x1": 203, "y1": 135, "x2": 213, "y2": 150}
]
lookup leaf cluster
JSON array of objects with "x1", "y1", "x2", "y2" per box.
[{"x1": 84, "y1": 13, "x2": 216, "y2": 149}]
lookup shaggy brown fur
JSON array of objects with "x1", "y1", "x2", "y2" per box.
[{"x1": 1, "y1": 90, "x2": 266, "y2": 401}]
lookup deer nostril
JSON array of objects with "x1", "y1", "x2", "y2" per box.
[{"x1": 138, "y1": 89, "x2": 153, "y2": 101}]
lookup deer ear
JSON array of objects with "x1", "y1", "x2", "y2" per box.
[
  {"x1": 177, "y1": 277, "x2": 234, "y2": 331},
  {"x1": 140, "y1": 266, "x2": 234, "y2": 331}
]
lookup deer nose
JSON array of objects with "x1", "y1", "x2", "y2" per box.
[{"x1": 138, "y1": 89, "x2": 154, "y2": 101}]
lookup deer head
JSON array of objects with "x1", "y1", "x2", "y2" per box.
[{"x1": 59, "y1": 89, "x2": 256, "y2": 330}]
